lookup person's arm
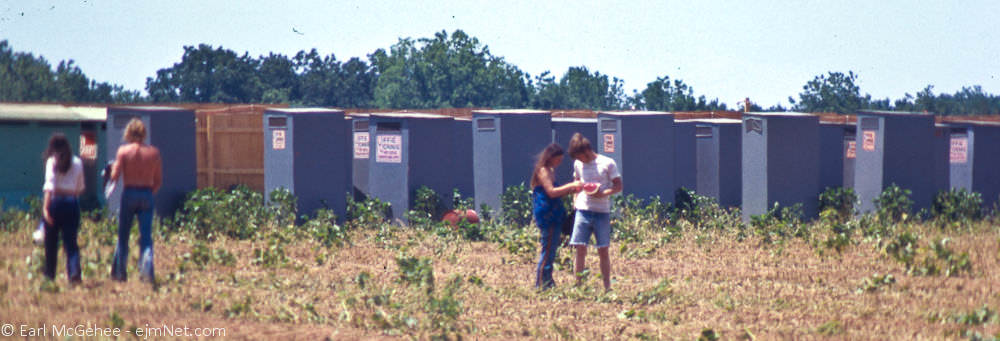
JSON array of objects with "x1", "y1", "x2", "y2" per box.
[
  {"x1": 151, "y1": 149, "x2": 163, "y2": 193},
  {"x1": 110, "y1": 148, "x2": 124, "y2": 182},
  {"x1": 538, "y1": 167, "x2": 580, "y2": 198},
  {"x1": 592, "y1": 177, "x2": 622, "y2": 198},
  {"x1": 42, "y1": 158, "x2": 55, "y2": 224},
  {"x1": 73, "y1": 158, "x2": 85, "y2": 196},
  {"x1": 43, "y1": 191, "x2": 53, "y2": 225}
]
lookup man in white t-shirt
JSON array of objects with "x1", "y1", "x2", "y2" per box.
[{"x1": 567, "y1": 133, "x2": 622, "y2": 291}]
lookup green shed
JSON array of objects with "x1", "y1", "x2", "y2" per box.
[{"x1": 0, "y1": 103, "x2": 106, "y2": 212}]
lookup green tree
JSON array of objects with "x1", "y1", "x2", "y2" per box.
[
  {"x1": 0, "y1": 40, "x2": 140, "y2": 103},
  {"x1": 790, "y1": 71, "x2": 863, "y2": 113},
  {"x1": 371, "y1": 30, "x2": 531, "y2": 109},
  {"x1": 635, "y1": 75, "x2": 727, "y2": 111},
  {"x1": 294, "y1": 49, "x2": 376, "y2": 107},
  {"x1": 146, "y1": 44, "x2": 262, "y2": 103},
  {"x1": 530, "y1": 66, "x2": 628, "y2": 110}
]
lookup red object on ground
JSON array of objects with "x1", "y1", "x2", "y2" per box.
[
  {"x1": 582, "y1": 182, "x2": 601, "y2": 195},
  {"x1": 442, "y1": 209, "x2": 480, "y2": 226}
]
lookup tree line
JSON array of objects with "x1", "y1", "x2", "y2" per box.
[{"x1": 3, "y1": 31, "x2": 1000, "y2": 115}]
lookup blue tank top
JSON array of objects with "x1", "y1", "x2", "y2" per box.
[{"x1": 532, "y1": 182, "x2": 567, "y2": 229}]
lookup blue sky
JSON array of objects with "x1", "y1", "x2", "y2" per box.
[{"x1": 1, "y1": 0, "x2": 998, "y2": 108}]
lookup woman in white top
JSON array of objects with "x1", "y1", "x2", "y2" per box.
[{"x1": 41, "y1": 133, "x2": 85, "y2": 285}]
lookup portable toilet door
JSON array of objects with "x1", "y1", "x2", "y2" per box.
[
  {"x1": 674, "y1": 120, "x2": 697, "y2": 194},
  {"x1": 453, "y1": 118, "x2": 475, "y2": 201},
  {"x1": 368, "y1": 113, "x2": 456, "y2": 222},
  {"x1": 843, "y1": 128, "x2": 857, "y2": 189},
  {"x1": 106, "y1": 106, "x2": 196, "y2": 218},
  {"x1": 263, "y1": 108, "x2": 350, "y2": 221},
  {"x1": 741, "y1": 112, "x2": 820, "y2": 220},
  {"x1": 853, "y1": 111, "x2": 940, "y2": 213},
  {"x1": 551, "y1": 117, "x2": 598, "y2": 186},
  {"x1": 819, "y1": 123, "x2": 855, "y2": 192},
  {"x1": 472, "y1": 110, "x2": 552, "y2": 213},
  {"x1": 947, "y1": 122, "x2": 1000, "y2": 207},
  {"x1": 351, "y1": 114, "x2": 371, "y2": 200},
  {"x1": 596, "y1": 111, "x2": 675, "y2": 203},
  {"x1": 692, "y1": 119, "x2": 742, "y2": 208}
]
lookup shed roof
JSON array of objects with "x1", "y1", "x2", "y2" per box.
[
  {"x1": 679, "y1": 118, "x2": 742, "y2": 124},
  {"x1": 598, "y1": 111, "x2": 673, "y2": 116},
  {"x1": 0, "y1": 103, "x2": 88, "y2": 122},
  {"x1": 472, "y1": 109, "x2": 550, "y2": 115},
  {"x1": 265, "y1": 108, "x2": 345, "y2": 114},
  {"x1": 371, "y1": 112, "x2": 452, "y2": 119}
]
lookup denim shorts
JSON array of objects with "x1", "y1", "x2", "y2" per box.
[{"x1": 569, "y1": 210, "x2": 611, "y2": 248}]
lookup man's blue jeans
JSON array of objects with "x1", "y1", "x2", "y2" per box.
[{"x1": 112, "y1": 188, "x2": 155, "y2": 282}]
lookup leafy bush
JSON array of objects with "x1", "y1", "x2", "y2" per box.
[
  {"x1": 346, "y1": 195, "x2": 391, "y2": 228},
  {"x1": 671, "y1": 188, "x2": 741, "y2": 231},
  {"x1": 750, "y1": 203, "x2": 806, "y2": 244},
  {"x1": 931, "y1": 188, "x2": 983, "y2": 224},
  {"x1": 396, "y1": 256, "x2": 435, "y2": 293},
  {"x1": 500, "y1": 183, "x2": 532, "y2": 227},
  {"x1": 303, "y1": 209, "x2": 347, "y2": 247},
  {"x1": 613, "y1": 194, "x2": 670, "y2": 243},
  {"x1": 818, "y1": 187, "x2": 857, "y2": 223},
  {"x1": 175, "y1": 186, "x2": 288, "y2": 240},
  {"x1": 875, "y1": 184, "x2": 913, "y2": 223},
  {"x1": 855, "y1": 273, "x2": 895, "y2": 294}
]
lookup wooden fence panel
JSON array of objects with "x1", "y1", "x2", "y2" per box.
[{"x1": 196, "y1": 105, "x2": 280, "y2": 193}]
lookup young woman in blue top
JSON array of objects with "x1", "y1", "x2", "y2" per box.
[{"x1": 530, "y1": 143, "x2": 581, "y2": 289}]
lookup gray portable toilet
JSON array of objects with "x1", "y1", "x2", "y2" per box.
[
  {"x1": 819, "y1": 122, "x2": 856, "y2": 191},
  {"x1": 453, "y1": 118, "x2": 475, "y2": 201},
  {"x1": 351, "y1": 114, "x2": 371, "y2": 200},
  {"x1": 932, "y1": 124, "x2": 951, "y2": 202},
  {"x1": 106, "y1": 106, "x2": 195, "y2": 217},
  {"x1": 853, "y1": 110, "x2": 944, "y2": 213},
  {"x1": 674, "y1": 120, "x2": 698, "y2": 193},
  {"x1": 472, "y1": 110, "x2": 552, "y2": 212},
  {"x1": 947, "y1": 122, "x2": 1000, "y2": 207},
  {"x1": 551, "y1": 117, "x2": 597, "y2": 186},
  {"x1": 691, "y1": 119, "x2": 742, "y2": 208},
  {"x1": 263, "y1": 108, "x2": 350, "y2": 220},
  {"x1": 596, "y1": 111, "x2": 675, "y2": 202},
  {"x1": 741, "y1": 112, "x2": 820, "y2": 220},
  {"x1": 367, "y1": 113, "x2": 457, "y2": 221}
]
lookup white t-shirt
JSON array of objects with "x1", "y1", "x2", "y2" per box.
[
  {"x1": 573, "y1": 154, "x2": 621, "y2": 213},
  {"x1": 42, "y1": 156, "x2": 85, "y2": 195}
]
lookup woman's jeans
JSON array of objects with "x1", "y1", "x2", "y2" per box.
[
  {"x1": 535, "y1": 225, "x2": 561, "y2": 289},
  {"x1": 112, "y1": 188, "x2": 155, "y2": 282},
  {"x1": 44, "y1": 196, "x2": 81, "y2": 281}
]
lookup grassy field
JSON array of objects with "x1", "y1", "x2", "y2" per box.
[{"x1": 1, "y1": 189, "x2": 999, "y2": 340}]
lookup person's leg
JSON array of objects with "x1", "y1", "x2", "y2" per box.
[
  {"x1": 42, "y1": 204, "x2": 60, "y2": 280},
  {"x1": 598, "y1": 247, "x2": 611, "y2": 291},
  {"x1": 593, "y1": 212, "x2": 612, "y2": 291},
  {"x1": 112, "y1": 190, "x2": 135, "y2": 281},
  {"x1": 136, "y1": 190, "x2": 155, "y2": 283},
  {"x1": 574, "y1": 245, "x2": 588, "y2": 282},
  {"x1": 568, "y1": 211, "x2": 593, "y2": 282},
  {"x1": 535, "y1": 225, "x2": 558, "y2": 289},
  {"x1": 62, "y1": 199, "x2": 81, "y2": 284}
]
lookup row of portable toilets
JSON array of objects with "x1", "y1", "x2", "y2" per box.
[
  {"x1": 4, "y1": 104, "x2": 997, "y2": 224},
  {"x1": 267, "y1": 109, "x2": 1000, "y2": 223}
]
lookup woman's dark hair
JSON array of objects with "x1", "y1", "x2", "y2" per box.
[
  {"x1": 531, "y1": 143, "x2": 565, "y2": 188},
  {"x1": 44, "y1": 133, "x2": 73, "y2": 174}
]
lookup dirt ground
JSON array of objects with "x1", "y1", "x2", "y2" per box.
[{"x1": 1, "y1": 220, "x2": 999, "y2": 340}]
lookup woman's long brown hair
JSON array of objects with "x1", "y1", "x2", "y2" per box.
[
  {"x1": 44, "y1": 133, "x2": 73, "y2": 174},
  {"x1": 531, "y1": 143, "x2": 565, "y2": 188}
]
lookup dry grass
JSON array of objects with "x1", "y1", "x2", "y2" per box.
[{"x1": 2, "y1": 218, "x2": 999, "y2": 340}]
